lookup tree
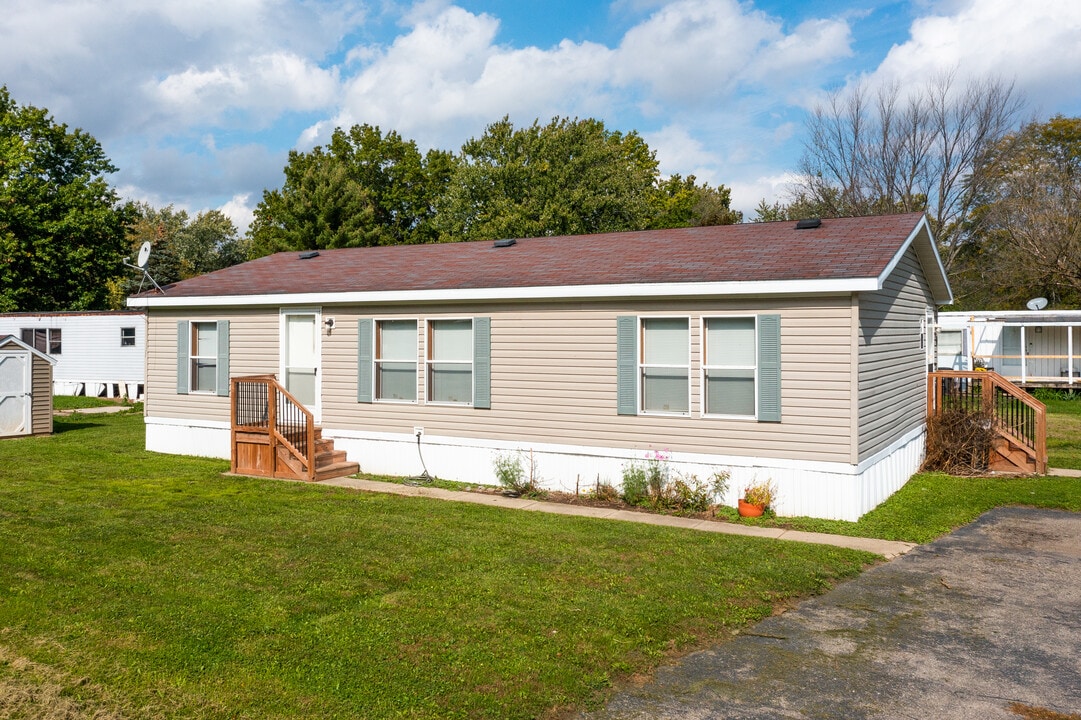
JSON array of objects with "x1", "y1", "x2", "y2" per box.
[
  {"x1": 175, "y1": 210, "x2": 246, "y2": 277},
  {"x1": 788, "y1": 72, "x2": 1023, "y2": 270},
  {"x1": 434, "y1": 117, "x2": 663, "y2": 242},
  {"x1": 651, "y1": 174, "x2": 742, "y2": 228},
  {"x1": 0, "y1": 86, "x2": 133, "y2": 312},
  {"x1": 248, "y1": 125, "x2": 454, "y2": 257},
  {"x1": 952, "y1": 116, "x2": 1081, "y2": 308},
  {"x1": 109, "y1": 203, "x2": 247, "y2": 306}
]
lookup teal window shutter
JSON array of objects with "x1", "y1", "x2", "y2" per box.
[
  {"x1": 757, "y1": 314, "x2": 781, "y2": 422},
  {"x1": 215, "y1": 321, "x2": 230, "y2": 397},
  {"x1": 616, "y1": 316, "x2": 637, "y2": 415},
  {"x1": 176, "y1": 321, "x2": 189, "y2": 395},
  {"x1": 357, "y1": 318, "x2": 373, "y2": 403},
  {"x1": 473, "y1": 317, "x2": 491, "y2": 409}
]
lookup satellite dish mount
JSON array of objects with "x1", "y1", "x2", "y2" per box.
[
  {"x1": 123, "y1": 241, "x2": 165, "y2": 294},
  {"x1": 1026, "y1": 297, "x2": 1048, "y2": 311}
]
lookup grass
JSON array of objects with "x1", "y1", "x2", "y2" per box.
[
  {"x1": 0, "y1": 410, "x2": 874, "y2": 720},
  {"x1": 52, "y1": 394, "x2": 136, "y2": 410},
  {"x1": 1038, "y1": 391, "x2": 1081, "y2": 469},
  {"x1": 741, "y1": 391, "x2": 1081, "y2": 543}
]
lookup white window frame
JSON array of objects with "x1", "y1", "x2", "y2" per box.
[
  {"x1": 374, "y1": 318, "x2": 419, "y2": 403},
  {"x1": 638, "y1": 316, "x2": 691, "y2": 416},
  {"x1": 20, "y1": 328, "x2": 61, "y2": 355},
  {"x1": 120, "y1": 327, "x2": 136, "y2": 347},
  {"x1": 189, "y1": 321, "x2": 218, "y2": 394},
  {"x1": 701, "y1": 315, "x2": 758, "y2": 419},
  {"x1": 425, "y1": 318, "x2": 474, "y2": 406}
]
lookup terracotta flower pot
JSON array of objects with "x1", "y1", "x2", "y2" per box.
[{"x1": 738, "y1": 499, "x2": 765, "y2": 517}]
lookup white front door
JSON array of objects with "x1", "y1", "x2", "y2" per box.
[
  {"x1": 0, "y1": 350, "x2": 31, "y2": 437},
  {"x1": 281, "y1": 310, "x2": 320, "y2": 418}
]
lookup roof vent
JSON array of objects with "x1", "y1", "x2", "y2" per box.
[
  {"x1": 795, "y1": 218, "x2": 822, "y2": 230},
  {"x1": 299, "y1": 251, "x2": 320, "y2": 260},
  {"x1": 493, "y1": 238, "x2": 517, "y2": 248}
]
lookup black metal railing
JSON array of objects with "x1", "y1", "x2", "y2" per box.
[{"x1": 231, "y1": 375, "x2": 314, "y2": 479}]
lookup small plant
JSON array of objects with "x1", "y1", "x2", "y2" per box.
[
  {"x1": 589, "y1": 478, "x2": 621, "y2": 503},
  {"x1": 742, "y1": 478, "x2": 776, "y2": 508},
  {"x1": 623, "y1": 452, "x2": 730, "y2": 513},
  {"x1": 621, "y1": 462, "x2": 649, "y2": 505},
  {"x1": 667, "y1": 470, "x2": 730, "y2": 513},
  {"x1": 644, "y1": 449, "x2": 671, "y2": 508},
  {"x1": 493, "y1": 450, "x2": 541, "y2": 496}
]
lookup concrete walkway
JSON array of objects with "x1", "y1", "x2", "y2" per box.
[
  {"x1": 320, "y1": 477, "x2": 917, "y2": 559},
  {"x1": 54, "y1": 404, "x2": 134, "y2": 416}
]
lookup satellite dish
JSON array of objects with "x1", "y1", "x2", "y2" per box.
[
  {"x1": 136, "y1": 241, "x2": 152, "y2": 268},
  {"x1": 1026, "y1": 297, "x2": 1049, "y2": 311}
]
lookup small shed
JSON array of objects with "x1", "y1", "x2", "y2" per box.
[{"x1": 0, "y1": 335, "x2": 57, "y2": 438}]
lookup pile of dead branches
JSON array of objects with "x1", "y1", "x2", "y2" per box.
[{"x1": 922, "y1": 408, "x2": 996, "y2": 475}]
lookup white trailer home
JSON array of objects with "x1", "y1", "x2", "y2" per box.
[
  {"x1": 0, "y1": 311, "x2": 146, "y2": 398},
  {"x1": 936, "y1": 310, "x2": 1081, "y2": 386}
]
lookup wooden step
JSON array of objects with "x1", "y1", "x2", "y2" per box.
[
  {"x1": 314, "y1": 460, "x2": 360, "y2": 481},
  {"x1": 315, "y1": 449, "x2": 348, "y2": 467},
  {"x1": 990, "y1": 437, "x2": 1037, "y2": 473}
]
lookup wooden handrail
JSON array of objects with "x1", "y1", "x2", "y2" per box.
[
  {"x1": 927, "y1": 370, "x2": 1047, "y2": 474},
  {"x1": 231, "y1": 375, "x2": 316, "y2": 481}
]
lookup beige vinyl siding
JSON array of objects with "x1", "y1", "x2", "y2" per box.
[
  {"x1": 145, "y1": 309, "x2": 280, "y2": 421},
  {"x1": 857, "y1": 247, "x2": 935, "y2": 460},
  {"x1": 31, "y1": 353, "x2": 53, "y2": 435},
  {"x1": 147, "y1": 296, "x2": 857, "y2": 463}
]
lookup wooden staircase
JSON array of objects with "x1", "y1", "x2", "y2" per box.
[
  {"x1": 928, "y1": 370, "x2": 1048, "y2": 474},
  {"x1": 230, "y1": 375, "x2": 359, "y2": 482}
]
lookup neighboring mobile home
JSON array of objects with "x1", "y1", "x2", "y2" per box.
[
  {"x1": 0, "y1": 311, "x2": 146, "y2": 398},
  {"x1": 129, "y1": 213, "x2": 952, "y2": 521},
  {"x1": 0, "y1": 335, "x2": 56, "y2": 438},
  {"x1": 937, "y1": 310, "x2": 1081, "y2": 386}
]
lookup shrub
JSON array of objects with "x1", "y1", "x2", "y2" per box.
[
  {"x1": 622, "y1": 454, "x2": 730, "y2": 513},
  {"x1": 493, "y1": 450, "x2": 541, "y2": 495},
  {"x1": 621, "y1": 462, "x2": 649, "y2": 505}
]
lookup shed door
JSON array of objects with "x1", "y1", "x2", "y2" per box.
[{"x1": 0, "y1": 350, "x2": 31, "y2": 437}]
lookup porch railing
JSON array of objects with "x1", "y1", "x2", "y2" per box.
[
  {"x1": 231, "y1": 374, "x2": 316, "y2": 481},
  {"x1": 927, "y1": 370, "x2": 1048, "y2": 474}
]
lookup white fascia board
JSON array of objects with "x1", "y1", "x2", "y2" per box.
[
  {"x1": 876, "y1": 215, "x2": 954, "y2": 305},
  {"x1": 126, "y1": 277, "x2": 880, "y2": 309}
]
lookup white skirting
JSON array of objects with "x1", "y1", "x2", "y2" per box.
[{"x1": 144, "y1": 417, "x2": 925, "y2": 521}]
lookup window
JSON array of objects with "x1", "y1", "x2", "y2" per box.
[
  {"x1": 639, "y1": 318, "x2": 689, "y2": 414},
  {"x1": 427, "y1": 319, "x2": 473, "y2": 404},
  {"x1": 703, "y1": 317, "x2": 757, "y2": 417},
  {"x1": 617, "y1": 314, "x2": 780, "y2": 422},
  {"x1": 121, "y1": 327, "x2": 136, "y2": 347},
  {"x1": 20, "y1": 328, "x2": 61, "y2": 355},
  {"x1": 176, "y1": 320, "x2": 228, "y2": 396},
  {"x1": 190, "y1": 322, "x2": 219, "y2": 393},
  {"x1": 376, "y1": 320, "x2": 417, "y2": 401}
]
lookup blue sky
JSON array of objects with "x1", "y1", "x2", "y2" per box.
[{"x1": 3, "y1": 0, "x2": 1080, "y2": 231}]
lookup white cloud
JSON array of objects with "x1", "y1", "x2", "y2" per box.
[
  {"x1": 219, "y1": 194, "x2": 256, "y2": 234},
  {"x1": 332, "y1": 6, "x2": 617, "y2": 149},
  {"x1": 150, "y1": 52, "x2": 340, "y2": 126},
  {"x1": 613, "y1": 0, "x2": 852, "y2": 104},
  {"x1": 865, "y1": 0, "x2": 1081, "y2": 112}
]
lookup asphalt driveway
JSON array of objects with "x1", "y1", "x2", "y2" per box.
[{"x1": 580, "y1": 507, "x2": 1081, "y2": 719}]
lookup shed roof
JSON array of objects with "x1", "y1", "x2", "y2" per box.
[
  {"x1": 129, "y1": 212, "x2": 952, "y2": 308},
  {"x1": 0, "y1": 335, "x2": 59, "y2": 365}
]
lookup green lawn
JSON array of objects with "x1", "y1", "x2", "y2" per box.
[
  {"x1": 0, "y1": 410, "x2": 874, "y2": 720},
  {"x1": 1041, "y1": 392, "x2": 1081, "y2": 469},
  {"x1": 750, "y1": 392, "x2": 1081, "y2": 543}
]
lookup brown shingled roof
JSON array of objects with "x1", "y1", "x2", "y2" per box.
[{"x1": 143, "y1": 213, "x2": 930, "y2": 299}]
